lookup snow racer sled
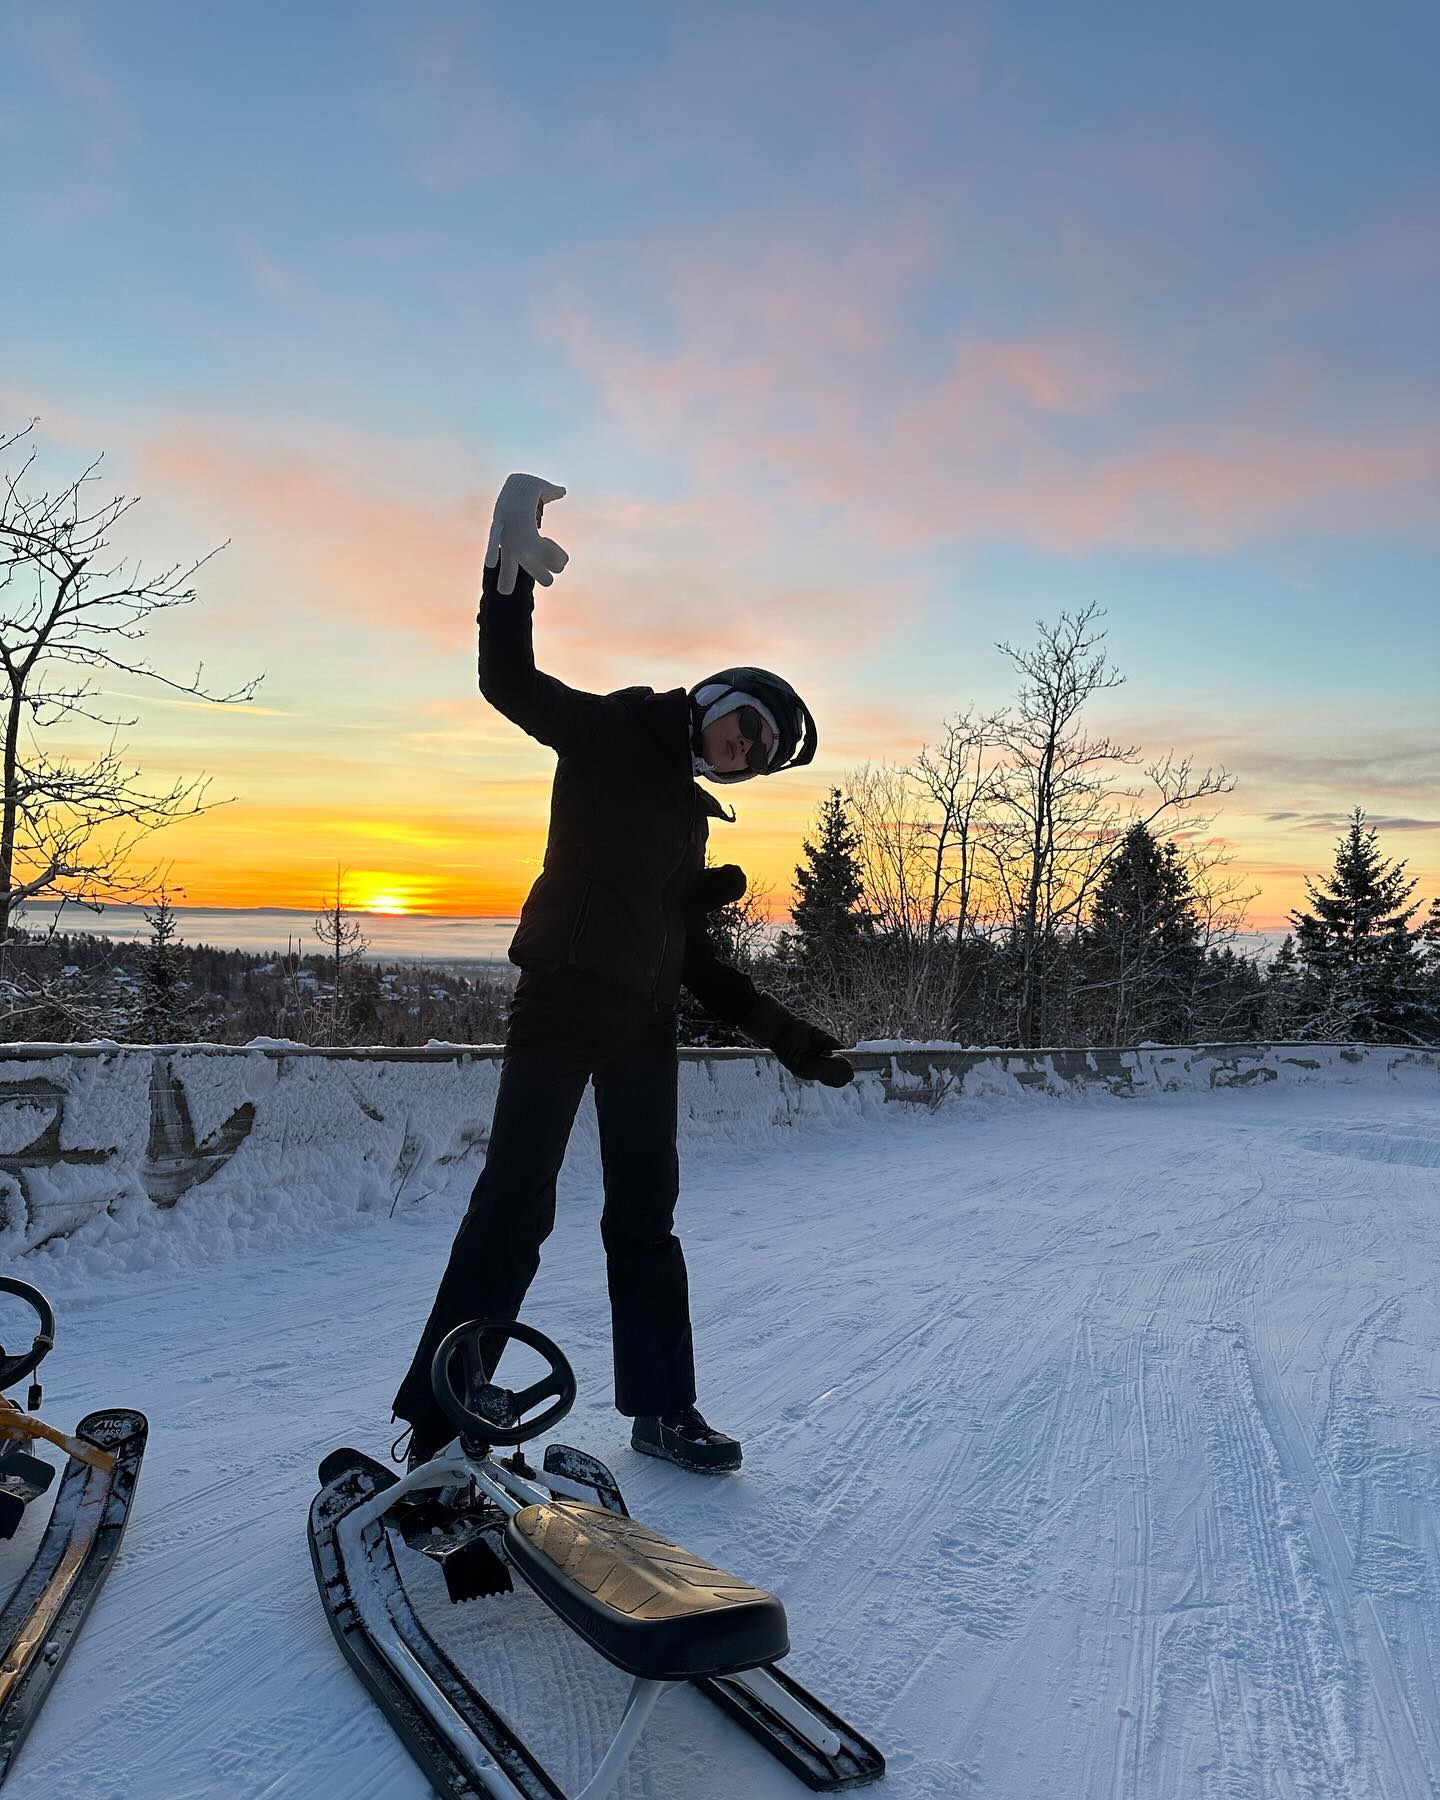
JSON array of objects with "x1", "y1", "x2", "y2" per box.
[
  {"x1": 0, "y1": 1275, "x2": 147, "y2": 1783},
  {"x1": 309, "y1": 1318, "x2": 884, "y2": 1798}
]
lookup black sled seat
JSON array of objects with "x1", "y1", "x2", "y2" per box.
[{"x1": 506, "y1": 1498, "x2": 790, "y2": 1680}]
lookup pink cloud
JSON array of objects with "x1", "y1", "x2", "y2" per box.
[
  {"x1": 883, "y1": 432, "x2": 1434, "y2": 554},
  {"x1": 137, "y1": 432, "x2": 486, "y2": 645},
  {"x1": 821, "y1": 700, "x2": 931, "y2": 762},
  {"x1": 984, "y1": 337, "x2": 1161, "y2": 415},
  {"x1": 125, "y1": 420, "x2": 908, "y2": 690},
  {"x1": 547, "y1": 222, "x2": 1439, "y2": 554},
  {"x1": 500, "y1": 487, "x2": 911, "y2": 685},
  {"x1": 544, "y1": 214, "x2": 938, "y2": 472}
]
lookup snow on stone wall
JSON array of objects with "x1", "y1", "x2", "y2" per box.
[{"x1": 0, "y1": 1039, "x2": 1434, "y2": 1259}]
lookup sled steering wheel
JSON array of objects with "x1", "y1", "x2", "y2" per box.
[
  {"x1": 430, "y1": 1318, "x2": 577, "y2": 1447},
  {"x1": 0, "y1": 1276, "x2": 56, "y2": 1392}
]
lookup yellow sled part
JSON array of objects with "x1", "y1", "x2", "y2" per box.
[{"x1": 0, "y1": 1401, "x2": 115, "y2": 1473}]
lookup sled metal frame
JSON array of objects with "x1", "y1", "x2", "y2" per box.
[
  {"x1": 317, "y1": 1444, "x2": 882, "y2": 1800},
  {"x1": 0, "y1": 1409, "x2": 147, "y2": 1784}
]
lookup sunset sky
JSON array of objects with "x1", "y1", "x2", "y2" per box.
[{"x1": 3, "y1": 2, "x2": 1437, "y2": 933}]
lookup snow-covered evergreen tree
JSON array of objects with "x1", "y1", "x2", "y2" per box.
[
  {"x1": 1080, "y1": 822, "x2": 1203, "y2": 1043},
  {"x1": 1289, "y1": 810, "x2": 1426, "y2": 1041},
  {"x1": 1194, "y1": 945, "x2": 1268, "y2": 1041},
  {"x1": 1422, "y1": 894, "x2": 1440, "y2": 966},
  {"x1": 133, "y1": 890, "x2": 210, "y2": 1043},
  {"x1": 1421, "y1": 895, "x2": 1440, "y2": 1041},
  {"x1": 1263, "y1": 934, "x2": 1306, "y2": 1038}
]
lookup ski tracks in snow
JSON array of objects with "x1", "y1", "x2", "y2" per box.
[{"x1": 3, "y1": 1082, "x2": 1439, "y2": 1797}]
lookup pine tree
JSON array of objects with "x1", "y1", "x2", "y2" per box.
[
  {"x1": 134, "y1": 889, "x2": 204, "y2": 1043},
  {"x1": 790, "y1": 789, "x2": 867, "y2": 969},
  {"x1": 1081, "y1": 822, "x2": 1203, "y2": 1044},
  {"x1": 1290, "y1": 810, "x2": 1425, "y2": 1041},
  {"x1": 1421, "y1": 895, "x2": 1440, "y2": 1042},
  {"x1": 1264, "y1": 934, "x2": 1305, "y2": 1039},
  {"x1": 345, "y1": 963, "x2": 385, "y2": 1044},
  {"x1": 1194, "y1": 945, "x2": 1268, "y2": 1041},
  {"x1": 1423, "y1": 894, "x2": 1440, "y2": 957}
]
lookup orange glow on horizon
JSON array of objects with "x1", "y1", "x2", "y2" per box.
[
  {"x1": 62, "y1": 796, "x2": 1434, "y2": 938},
  {"x1": 107, "y1": 852, "x2": 1372, "y2": 937}
]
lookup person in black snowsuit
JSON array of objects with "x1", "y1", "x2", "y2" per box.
[{"x1": 392, "y1": 474, "x2": 853, "y2": 1473}]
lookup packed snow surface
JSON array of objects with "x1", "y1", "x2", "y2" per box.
[{"x1": 4, "y1": 1079, "x2": 1440, "y2": 1799}]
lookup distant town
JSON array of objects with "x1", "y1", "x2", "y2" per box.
[{"x1": 0, "y1": 920, "x2": 516, "y2": 1048}]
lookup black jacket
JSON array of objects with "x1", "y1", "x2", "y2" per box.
[{"x1": 478, "y1": 562, "x2": 758, "y2": 1020}]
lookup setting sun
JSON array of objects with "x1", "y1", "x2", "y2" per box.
[{"x1": 343, "y1": 876, "x2": 419, "y2": 915}]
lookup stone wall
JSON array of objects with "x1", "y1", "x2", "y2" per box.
[{"x1": 0, "y1": 1039, "x2": 1434, "y2": 1257}]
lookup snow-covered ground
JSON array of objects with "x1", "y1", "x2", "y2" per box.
[{"x1": 4, "y1": 1078, "x2": 1440, "y2": 1799}]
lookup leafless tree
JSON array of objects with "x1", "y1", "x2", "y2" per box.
[
  {"x1": 0, "y1": 422, "x2": 261, "y2": 944},
  {"x1": 846, "y1": 761, "x2": 927, "y2": 944},
  {"x1": 710, "y1": 873, "x2": 774, "y2": 970},
  {"x1": 990, "y1": 604, "x2": 1232, "y2": 1043},
  {"x1": 816, "y1": 764, "x2": 971, "y2": 1044},
  {"x1": 313, "y1": 870, "x2": 371, "y2": 1047},
  {"x1": 909, "y1": 708, "x2": 1008, "y2": 950},
  {"x1": 0, "y1": 937, "x2": 129, "y2": 1042}
]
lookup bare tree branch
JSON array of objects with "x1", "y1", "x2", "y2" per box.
[{"x1": 0, "y1": 422, "x2": 263, "y2": 942}]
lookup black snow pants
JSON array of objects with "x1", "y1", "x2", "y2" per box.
[{"x1": 392, "y1": 966, "x2": 697, "y2": 1444}]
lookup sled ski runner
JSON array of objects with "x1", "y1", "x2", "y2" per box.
[
  {"x1": 0, "y1": 1278, "x2": 147, "y2": 1783},
  {"x1": 0, "y1": 1410, "x2": 147, "y2": 1780},
  {"x1": 310, "y1": 1320, "x2": 883, "y2": 1798}
]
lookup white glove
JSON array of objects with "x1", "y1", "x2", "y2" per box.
[{"x1": 484, "y1": 473, "x2": 569, "y2": 596}]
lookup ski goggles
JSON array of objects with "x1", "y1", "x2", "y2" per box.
[{"x1": 735, "y1": 706, "x2": 772, "y2": 773}]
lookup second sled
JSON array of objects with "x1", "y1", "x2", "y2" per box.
[{"x1": 0, "y1": 1275, "x2": 147, "y2": 1784}]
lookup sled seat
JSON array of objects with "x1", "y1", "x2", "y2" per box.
[{"x1": 505, "y1": 1500, "x2": 789, "y2": 1681}]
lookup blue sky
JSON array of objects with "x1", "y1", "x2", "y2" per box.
[{"x1": 2, "y1": 1, "x2": 1437, "y2": 923}]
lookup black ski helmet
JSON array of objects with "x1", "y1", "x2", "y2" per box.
[{"x1": 689, "y1": 667, "x2": 818, "y2": 775}]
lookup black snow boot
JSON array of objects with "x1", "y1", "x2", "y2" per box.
[{"x1": 631, "y1": 1406, "x2": 742, "y2": 1473}]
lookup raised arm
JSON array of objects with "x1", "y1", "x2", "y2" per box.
[
  {"x1": 477, "y1": 560, "x2": 609, "y2": 755},
  {"x1": 476, "y1": 473, "x2": 609, "y2": 756}
]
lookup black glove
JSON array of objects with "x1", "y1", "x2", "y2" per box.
[
  {"x1": 685, "y1": 864, "x2": 747, "y2": 919},
  {"x1": 741, "y1": 994, "x2": 855, "y2": 1088}
]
